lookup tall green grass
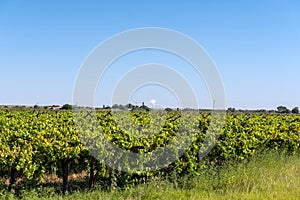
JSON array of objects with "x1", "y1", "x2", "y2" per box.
[{"x1": 1, "y1": 151, "x2": 299, "y2": 200}]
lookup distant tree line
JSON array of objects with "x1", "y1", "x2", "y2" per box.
[
  {"x1": 226, "y1": 106, "x2": 299, "y2": 114},
  {"x1": 111, "y1": 102, "x2": 150, "y2": 111},
  {"x1": 276, "y1": 106, "x2": 299, "y2": 114},
  {"x1": 2, "y1": 104, "x2": 299, "y2": 114}
]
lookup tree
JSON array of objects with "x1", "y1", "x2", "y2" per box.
[
  {"x1": 165, "y1": 108, "x2": 173, "y2": 112},
  {"x1": 140, "y1": 102, "x2": 150, "y2": 111},
  {"x1": 62, "y1": 104, "x2": 73, "y2": 110},
  {"x1": 227, "y1": 107, "x2": 236, "y2": 112},
  {"x1": 292, "y1": 107, "x2": 299, "y2": 114},
  {"x1": 276, "y1": 106, "x2": 290, "y2": 114},
  {"x1": 112, "y1": 104, "x2": 126, "y2": 110},
  {"x1": 126, "y1": 103, "x2": 131, "y2": 108},
  {"x1": 112, "y1": 104, "x2": 119, "y2": 109}
]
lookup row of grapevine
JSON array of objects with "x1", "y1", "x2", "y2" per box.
[{"x1": 0, "y1": 109, "x2": 299, "y2": 192}]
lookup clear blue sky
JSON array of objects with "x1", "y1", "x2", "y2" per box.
[{"x1": 0, "y1": 0, "x2": 299, "y2": 109}]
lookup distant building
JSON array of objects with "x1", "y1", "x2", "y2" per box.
[{"x1": 47, "y1": 106, "x2": 62, "y2": 110}]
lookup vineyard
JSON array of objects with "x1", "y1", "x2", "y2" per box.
[{"x1": 0, "y1": 109, "x2": 300, "y2": 194}]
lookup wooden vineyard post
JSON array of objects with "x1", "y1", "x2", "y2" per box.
[{"x1": 61, "y1": 159, "x2": 69, "y2": 194}]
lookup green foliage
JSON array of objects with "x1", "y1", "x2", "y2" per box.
[
  {"x1": 61, "y1": 104, "x2": 73, "y2": 110},
  {"x1": 292, "y1": 107, "x2": 299, "y2": 114},
  {"x1": 227, "y1": 107, "x2": 235, "y2": 112},
  {"x1": 165, "y1": 108, "x2": 173, "y2": 112},
  {"x1": 276, "y1": 106, "x2": 290, "y2": 114},
  {"x1": 0, "y1": 151, "x2": 299, "y2": 199},
  {"x1": 0, "y1": 110, "x2": 299, "y2": 192}
]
